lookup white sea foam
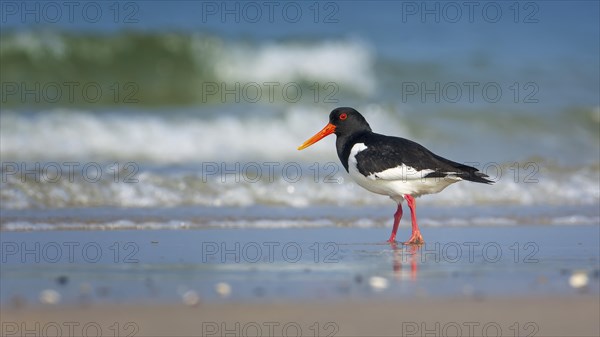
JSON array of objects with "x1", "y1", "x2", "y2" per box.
[
  {"x1": 1, "y1": 107, "x2": 598, "y2": 210},
  {"x1": 0, "y1": 105, "x2": 406, "y2": 163},
  {"x1": 2, "y1": 213, "x2": 598, "y2": 232},
  {"x1": 0, "y1": 107, "x2": 320, "y2": 162},
  {"x1": 1, "y1": 160, "x2": 598, "y2": 210},
  {"x1": 214, "y1": 39, "x2": 376, "y2": 95}
]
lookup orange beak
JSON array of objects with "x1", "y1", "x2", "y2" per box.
[{"x1": 297, "y1": 123, "x2": 336, "y2": 150}]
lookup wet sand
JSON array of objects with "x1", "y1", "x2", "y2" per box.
[{"x1": 1, "y1": 225, "x2": 599, "y2": 336}]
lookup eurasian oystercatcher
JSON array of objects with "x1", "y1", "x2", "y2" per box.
[{"x1": 298, "y1": 107, "x2": 493, "y2": 245}]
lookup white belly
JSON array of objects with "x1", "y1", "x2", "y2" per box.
[{"x1": 347, "y1": 143, "x2": 461, "y2": 202}]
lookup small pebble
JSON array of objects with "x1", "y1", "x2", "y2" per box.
[
  {"x1": 368, "y1": 276, "x2": 389, "y2": 291},
  {"x1": 569, "y1": 271, "x2": 589, "y2": 289},
  {"x1": 215, "y1": 282, "x2": 232, "y2": 297},
  {"x1": 39, "y1": 289, "x2": 61, "y2": 304},
  {"x1": 182, "y1": 290, "x2": 200, "y2": 306},
  {"x1": 56, "y1": 275, "x2": 69, "y2": 286},
  {"x1": 354, "y1": 274, "x2": 363, "y2": 284}
]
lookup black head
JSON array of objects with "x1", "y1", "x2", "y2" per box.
[
  {"x1": 297, "y1": 107, "x2": 372, "y2": 150},
  {"x1": 328, "y1": 107, "x2": 372, "y2": 136}
]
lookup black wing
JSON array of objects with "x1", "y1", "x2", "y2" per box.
[{"x1": 350, "y1": 133, "x2": 493, "y2": 184}]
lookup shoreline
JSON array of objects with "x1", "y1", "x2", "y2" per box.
[{"x1": 2, "y1": 204, "x2": 599, "y2": 232}]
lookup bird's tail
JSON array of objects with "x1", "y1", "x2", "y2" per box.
[
  {"x1": 429, "y1": 152, "x2": 495, "y2": 184},
  {"x1": 461, "y1": 169, "x2": 494, "y2": 184}
]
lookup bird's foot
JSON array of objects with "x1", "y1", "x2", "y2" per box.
[{"x1": 403, "y1": 231, "x2": 424, "y2": 245}]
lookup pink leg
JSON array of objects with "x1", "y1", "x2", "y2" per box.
[
  {"x1": 387, "y1": 203, "x2": 403, "y2": 243},
  {"x1": 403, "y1": 195, "x2": 424, "y2": 245}
]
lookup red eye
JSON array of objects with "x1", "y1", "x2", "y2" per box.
[{"x1": 339, "y1": 113, "x2": 347, "y2": 120}]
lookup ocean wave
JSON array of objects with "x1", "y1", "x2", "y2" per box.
[
  {"x1": 1, "y1": 160, "x2": 598, "y2": 210},
  {"x1": 214, "y1": 39, "x2": 375, "y2": 95},
  {"x1": 0, "y1": 106, "x2": 405, "y2": 163},
  {"x1": 1, "y1": 104, "x2": 599, "y2": 210},
  {"x1": 2, "y1": 105, "x2": 598, "y2": 165},
  {"x1": 0, "y1": 30, "x2": 374, "y2": 105}
]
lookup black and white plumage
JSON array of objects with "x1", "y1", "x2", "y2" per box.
[{"x1": 298, "y1": 107, "x2": 493, "y2": 244}]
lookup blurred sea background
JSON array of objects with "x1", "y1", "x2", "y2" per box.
[{"x1": 1, "y1": 1, "x2": 599, "y2": 229}]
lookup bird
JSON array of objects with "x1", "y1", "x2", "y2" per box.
[{"x1": 297, "y1": 107, "x2": 493, "y2": 245}]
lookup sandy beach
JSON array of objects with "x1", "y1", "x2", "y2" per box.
[{"x1": 3, "y1": 296, "x2": 599, "y2": 336}]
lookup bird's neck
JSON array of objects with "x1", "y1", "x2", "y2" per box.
[{"x1": 336, "y1": 131, "x2": 371, "y2": 172}]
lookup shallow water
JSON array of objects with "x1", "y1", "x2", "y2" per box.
[{"x1": 1, "y1": 226, "x2": 598, "y2": 306}]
